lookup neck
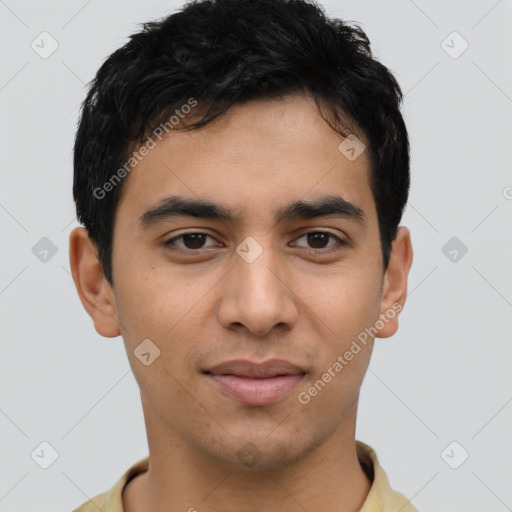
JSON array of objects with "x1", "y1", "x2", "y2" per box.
[{"x1": 123, "y1": 399, "x2": 372, "y2": 512}]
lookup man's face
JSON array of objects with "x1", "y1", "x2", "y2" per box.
[{"x1": 101, "y1": 93, "x2": 398, "y2": 469}]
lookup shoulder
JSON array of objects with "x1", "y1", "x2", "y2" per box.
[
  {"x1": 71, "y1": 455, "x2": 150, "y2": 512},
  {"x1": 72, "y1": 491, "x2": 107, "y2": 512}
]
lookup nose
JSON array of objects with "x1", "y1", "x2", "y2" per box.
[{"x1": 216, "y1": 241, "x2": 299, "y2": 338}]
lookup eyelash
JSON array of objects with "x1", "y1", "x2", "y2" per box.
[{"x1": 162, "y1": 231, "x2": 347, "y2": 256}]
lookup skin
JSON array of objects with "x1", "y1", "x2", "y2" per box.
[{"x1": 69, "y1": 92, "x2": 413, "y2": 512}]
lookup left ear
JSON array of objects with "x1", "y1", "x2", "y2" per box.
[{"x1": 375, "y1": 226, "x2": 413, "y2": 338}]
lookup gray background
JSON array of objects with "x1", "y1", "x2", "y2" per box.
[{"x1": 1, "y1": 0, "x2": 511, "y2": 510}]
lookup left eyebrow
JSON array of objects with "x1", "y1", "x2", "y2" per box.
[
  {"x1": 138, "y1": 194, "x2": 366, "y2": 228},
  {"x1": 274, "y1": 195, "x2": 366, "y2": 225}
]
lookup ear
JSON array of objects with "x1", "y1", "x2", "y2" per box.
[
  {"x1": 69, "y1": 227, "x2": 121, "y2": 338},
  {"x1": 375, "y1": 226, "x2": 413, "y2": 338}
]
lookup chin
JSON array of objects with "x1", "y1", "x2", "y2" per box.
[{"x1": 199, "y1": 429, "x2": 322, "y2": 472}]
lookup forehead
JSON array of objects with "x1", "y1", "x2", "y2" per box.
[{"x1": 115, "y1": 93, "x2": 375, "y2": 229}]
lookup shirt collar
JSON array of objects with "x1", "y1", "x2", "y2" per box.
[{"x1": 356, "y1": 440, "x2": 418, "y2": 511}]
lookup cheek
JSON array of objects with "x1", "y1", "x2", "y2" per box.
[
  {"x1": 113, "y1": 270, "x2": 202, "y2": 405},
  {"x1": 113, "y1": 257, "x2": 206, "y2": 338},
  {"x1": 112, "y1": 262, "x2": 219, "y2": 389},
  {"x1": 296, "y1": 320, "x2": 373, "y2": 423},
  {"x1": 306, "y1": 268, "x2": 382, "y2": 404},
  {"x1": 307, "y1": 268, "x2": 383, "y2": 340}
]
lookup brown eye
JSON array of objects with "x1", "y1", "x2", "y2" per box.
[
  {"x1": 163, "y1": 232, "x2": 219, "y2": 252},
  {"x1": 180, "y1": 233, "x2": 207, "y2": 249},
  {"x1": 294, "y1": 231, "x2": 346, "y2": 253},
  {"x1": 306, "y1": 232, "x2": 331, "y2": 249}
]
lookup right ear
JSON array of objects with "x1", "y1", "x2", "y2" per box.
[{"x1": 69, "y1": 227, "x2": 121, "y2": 338}]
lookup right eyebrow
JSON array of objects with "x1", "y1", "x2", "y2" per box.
[{"x1": 139, "y1": 196, "x2": 233, "y2": 228}]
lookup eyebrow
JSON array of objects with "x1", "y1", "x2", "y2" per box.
[{"x1": 139, "y1": 194, "x2": 366, "y2": 227}]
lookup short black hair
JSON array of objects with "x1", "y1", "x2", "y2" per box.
[{"x1": 73, "y1": 0, "x2": 410, "y2": 286}]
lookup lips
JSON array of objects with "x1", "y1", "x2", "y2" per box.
[{"x1": 204, "y1": 359, "x2": 306, "y2": 406}]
